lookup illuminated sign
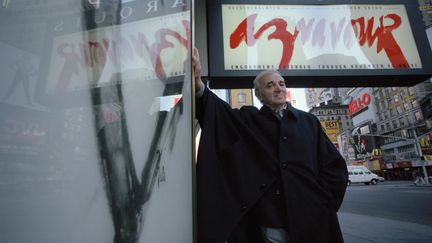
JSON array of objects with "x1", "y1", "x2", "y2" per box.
[
  {"x1": 207, "y1": 0, "x2": 432, "y2": 88},
  {"x1": 223, "y1": 4, "x2": 420, "y2": 71},
  {"x1": 348, "y1": 93, "x2": 371, "y2": 116}
]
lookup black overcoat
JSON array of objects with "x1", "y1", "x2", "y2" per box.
[{"x1": 196, "y1": 88, "x2": 348, "y2": 243}]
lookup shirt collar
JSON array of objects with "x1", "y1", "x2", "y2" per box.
[
  {"x1": 271, "y1": 103, "x2": 287, "y2": 114},
  {"x1": 261, "y1": 103, "x2": 299, "y2": 121}
]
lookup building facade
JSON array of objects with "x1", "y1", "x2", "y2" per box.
[
  {"x1": 371, "y1": 81, "x2": 432, "y2": 179},
  {"x1": 309, "y1": 102, "x2": 352, "y2": 151},
  {"x1": 305, "y1": 82, "x2": 432, "y2": 180}
]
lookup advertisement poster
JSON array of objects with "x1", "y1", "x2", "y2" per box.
[
  {"x1": 351, "y1": 124, "x2": 375, "y2": 160},
  {"x1": 222, "y1": 4, "x2": 421, "y2": 71},
  {"x1": 306, "y1": 88, "x2": 334, "y2": 108},
  {"x1": 321, "y1": 120, "x2": 340, "y2": 144}
]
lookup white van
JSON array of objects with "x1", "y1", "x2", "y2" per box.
[{"x1": 347, "y1": 165, "x2": 384, "y2": 186}]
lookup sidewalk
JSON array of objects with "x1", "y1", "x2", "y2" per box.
[
  {"x1": 339, "y1": 212, "x2": 432, "y2": 243},
  {"x1": 379, "y1": 180, "x2": 432, "y2": 187}
]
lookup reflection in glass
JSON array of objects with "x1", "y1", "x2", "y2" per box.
[{"x1": 0, "y1": 1, "x2": 193, "y2": 243}]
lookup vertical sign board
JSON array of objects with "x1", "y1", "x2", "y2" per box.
[
  {"x1": 320, "y1": 120, "x2": 340, "y2": 145},
  {"x1": 207, "y1": 0, "x2": 432, "y2": 88},
  {"x1": 0, "y1": 1, "x2": 193, "y2": 243}
]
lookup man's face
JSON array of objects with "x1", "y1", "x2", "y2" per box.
[{"x1": 258, "y1": 73, "x2": 287, "y2": 108}]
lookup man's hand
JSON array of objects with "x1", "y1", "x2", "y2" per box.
[{"x1": 193, "y1": 47, "x2": 205, "y2": 96}]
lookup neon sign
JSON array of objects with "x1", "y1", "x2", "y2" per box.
[{"x1": 348, "y1": 93, "x2": 371, "y2": 116}]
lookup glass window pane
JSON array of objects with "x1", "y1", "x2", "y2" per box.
[{"x1": 0, "y1": 1, "x2": 193, "y2": 242}]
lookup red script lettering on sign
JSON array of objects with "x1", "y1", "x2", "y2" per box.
[{"x1": 230, "y1": 14, "x2": 409, "y2": 69}]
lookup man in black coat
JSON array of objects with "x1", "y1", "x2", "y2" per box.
[{"x1": 193, "y1": 48, "x2": 348, "y2": 243}]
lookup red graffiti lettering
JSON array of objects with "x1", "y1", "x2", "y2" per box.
[
  {"x1": 351, "y1": 14, "x2": 408, "y2": 68},
  {"x1": 230, "y1": 14, "x2": 299, "y2": 69}
]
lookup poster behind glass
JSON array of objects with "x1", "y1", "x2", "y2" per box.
[
  {"x1": 0, "y1": 1, "x2": 193, "y2": 242},
  {"x1": 207, "y1": 0, "x2": 432, "y2": 88}
]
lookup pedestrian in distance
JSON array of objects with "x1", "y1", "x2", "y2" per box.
[
  {"x1": 193, "y1": 48, "x2": 349, "y2": 243},
  {"x1": 413, "y1": 170, "x2": 425, "y2": 186}
]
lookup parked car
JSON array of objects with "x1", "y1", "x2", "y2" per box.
[{"x1": 347, "y1": 165, "x2": 383, "y2": 185}]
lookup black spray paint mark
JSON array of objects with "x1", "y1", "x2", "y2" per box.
[{"x1": 93, "y1": 82, "x2": 183, "y2": 243}]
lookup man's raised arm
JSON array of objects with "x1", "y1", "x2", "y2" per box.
[{"x1": 193, "y1": 47, "x2": 205, "y2": 97}]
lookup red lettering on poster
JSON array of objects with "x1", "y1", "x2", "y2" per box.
[
  {"x1": 230, "y1": 14, "x2": 409, "y2": 69},
  {"x1": 230, "y1": 14, "x2": 299, "y2": 69},
  {"x1": 348, "y1": 93, "x2": 371, "y2": 116},
  {"x1": 56, "y1": 20, "x2": 189, "y2": 92},
  {"x1": 351, "y1": 14, "x2": 408, "y2": 68}
]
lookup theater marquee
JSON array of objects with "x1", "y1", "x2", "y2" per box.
[{"x1": 207, "y1": 0, "x2": 432, "y2": 88}]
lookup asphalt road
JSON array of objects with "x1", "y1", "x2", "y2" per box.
[
  {"x1": 340, "y1": 180, "x2": 432, "y2": 225},
  {"x1": 338, "y1": 181, "x2": 432, "y2": 243}
]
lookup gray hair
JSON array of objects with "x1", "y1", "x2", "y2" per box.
[{"x1": 253, "y1": 70, "x2": 283, "y2": 101}]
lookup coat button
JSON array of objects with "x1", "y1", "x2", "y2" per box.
[
  {"x1": 281, "y1": 162, "x2": 287, "y2": 169},
  {"x1": 241, "y1": 205, "x2": 247, "y2": 211},
  {"x1": 260, "y1": 183, "x2": 267, "y2": 189},
  {"x1": 282, "y1": 136, "x2": 288, "y2": 142}
]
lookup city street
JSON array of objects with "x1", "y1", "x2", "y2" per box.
[{"x1": 339, "y1": 181, "x2": 432, "y2": 242}]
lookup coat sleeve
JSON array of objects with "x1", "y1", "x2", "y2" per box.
[
  {"x1": 195, "y1": 87, "x2": 248, "y2": 150},
  {"x1": 195, "y1": 88, "x2": 273, "y2": 242},
  {"x1": 196, "y1": 87, "x2": 221, "y2": 127},
  {"x1": 316, "y1": 119, "x2": 348, "y2": 211}
]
